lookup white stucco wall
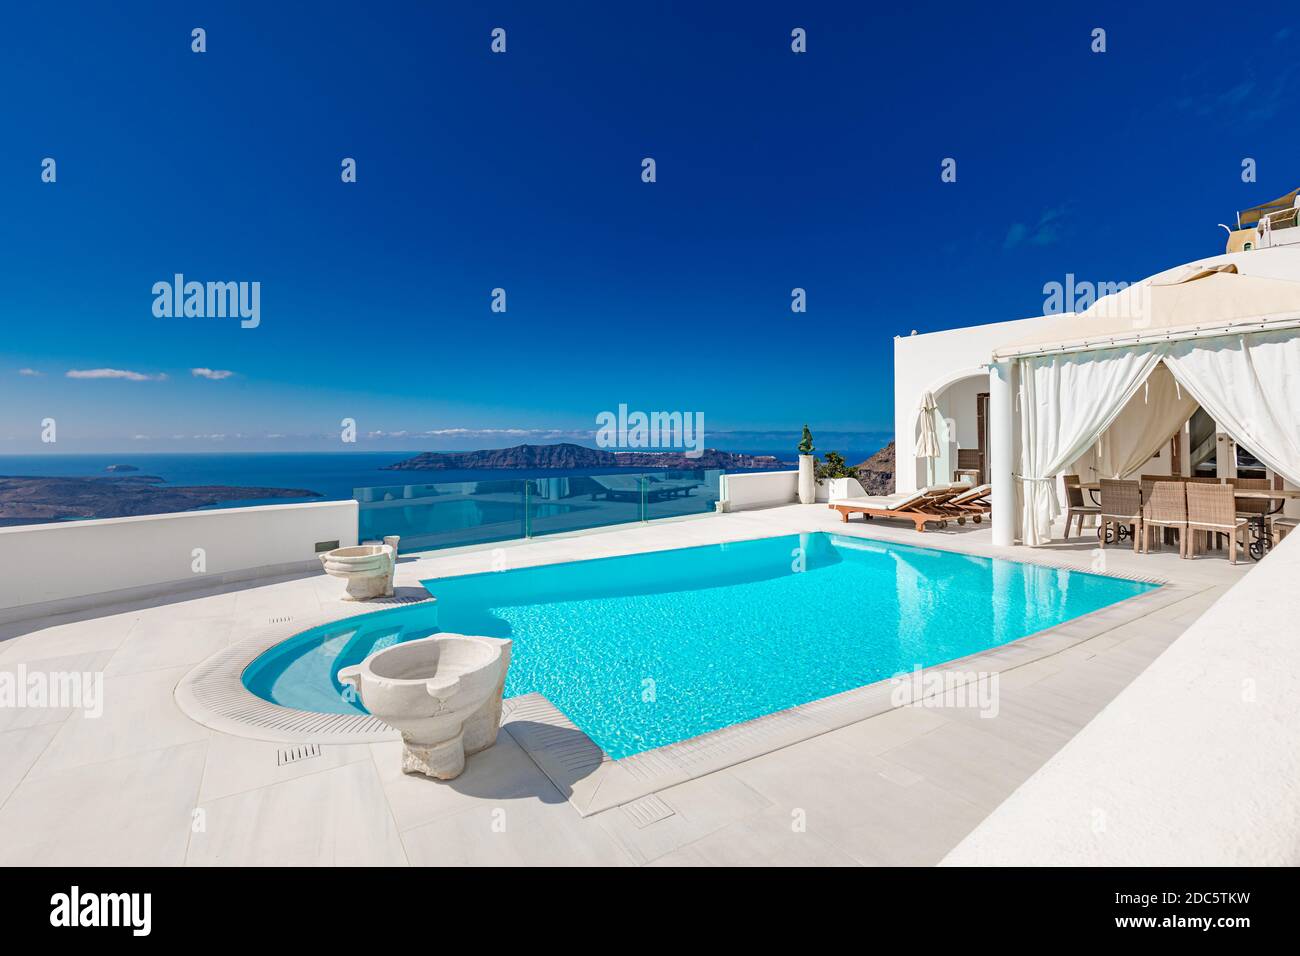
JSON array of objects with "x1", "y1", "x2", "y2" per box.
[
  {"x1": 894, "y1": 316, "x2": 1041, "y2": 494},
  {"x1": 720, "y1": 471, "x2": 798, "y2": 511},
  {"x1": 0, "y1": 500, "x2": 358, "y2": 620},
  {"x1": 942, "y1": 532, "x2": 1300, "y2": 866}
]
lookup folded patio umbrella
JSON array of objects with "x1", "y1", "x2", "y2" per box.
[{"x1": 916, "y1": 390, "x2": 942, "y2": 486}]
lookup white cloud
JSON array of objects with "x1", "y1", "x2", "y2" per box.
[
  {"x1": 191, "y1": 367, "x2": 235, "y2": 380},
  {"x1": 17, "y1": 368, "x2": 42, "y2": 377},
  {"x1": 66, "y1": 368, "x2": 167, "y2": 382}
]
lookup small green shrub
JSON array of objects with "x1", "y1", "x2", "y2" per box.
[{"x1": 815, "y1": 451, "x2": 859, "y2": 481}]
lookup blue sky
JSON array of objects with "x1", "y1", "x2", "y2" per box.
[{"x1": 3, "y1": 1, "x2": 1297, "y2": 452}]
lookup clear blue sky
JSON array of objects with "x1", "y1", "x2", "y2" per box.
[{"x1": 3, "y1": 1, "x2": 1297, "y2": 451}]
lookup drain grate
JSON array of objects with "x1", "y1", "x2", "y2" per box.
[
  {"x1": 621, "y1": 794, "x2": 675, "y2": 829},
  {"x1": 276, "y1": 744, "x2": 322, "y2": 766}
]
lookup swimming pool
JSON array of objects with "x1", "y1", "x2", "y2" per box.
[{"x1": 243, "y1": 532, "x2": 1156, "y2": 758}]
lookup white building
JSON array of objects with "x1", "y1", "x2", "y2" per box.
[{"x1": 893, "y1": 195, "x2": 1300, "y2": 547}]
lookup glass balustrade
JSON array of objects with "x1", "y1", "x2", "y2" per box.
[{"x1": 354, "y1": 469, "x2": 723, "y2": 553}]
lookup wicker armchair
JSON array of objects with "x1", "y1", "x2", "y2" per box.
[
  {"x1": 1063, "y1": 475, "x2": 1100, "y2": 539},
  {"x1": 1141, "y1": 481, "x2": 1188, "y2": 556},
  {"x1": 1185, "y1": 482, "x2": 1250, "y2": 564},
  {"x1": 1098, "y1": 479, "x2": 1142, "y2": 553}
]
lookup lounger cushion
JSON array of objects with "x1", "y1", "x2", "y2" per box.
[
  {"x1": 831, "y1": 487, "x2": 932, "y2": 509},
  {"x1": 950, "y1": 483, "x2": 992, "y2": 503}
]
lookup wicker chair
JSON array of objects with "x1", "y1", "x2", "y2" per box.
[
  {"x1": 1274, "y1": 516, "x2": 1299, "y2": 543},
  {"x1": 1141, "y1": 481, "x2": 1188, "y2": 556},
  {"x1": 1185, "y1": 482, "x2": 1250, "y2": 564},
  {"x1": 1098, "y1": 479, "x2": 1142, "y2": 553},
  {"x1": 1063, "y1": 475, "x2": 1100, "y2": 539}
]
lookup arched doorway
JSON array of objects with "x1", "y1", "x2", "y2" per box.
[{"x1": 914, "y1": 368, "x2": 989, "y2": 488}]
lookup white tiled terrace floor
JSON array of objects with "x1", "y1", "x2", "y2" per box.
[{"x1": 0, "y1": 504, "x2": 1251, "y2": 866}]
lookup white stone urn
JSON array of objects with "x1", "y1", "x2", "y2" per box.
[
  {"x1": 319, "y1": 543, "x2": 395, "y2": 601},
  {"x1": 338, "y1": 634, "x2": 512, "y2": 780},
  {"x1": 797, "y1": 454, "x2": 816, "y2": 504}
]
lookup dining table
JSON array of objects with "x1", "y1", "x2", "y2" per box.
[{"x1": 1079, "y1": 480, "x2": 1300, "y2": 560}]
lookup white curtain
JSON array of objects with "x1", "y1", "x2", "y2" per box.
[
  {"x1": 1017, "y1": 346, "x2": 1166, "y2": 545},
  {"x1": 1071, "y1": 363, "x2": 1198, "y2": 480},
  {"x1": 1163, "y1": 330, "x2": 1300, "y2": 486}
]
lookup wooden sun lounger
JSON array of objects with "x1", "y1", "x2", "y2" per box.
[
  {"x1": 828, "y1": 485, "x2": 964, "y2": 532},
  {"x1": 945, "y1": 483, "x2": 992, "y2": 522}
]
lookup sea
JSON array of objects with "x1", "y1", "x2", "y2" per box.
[{"x1": 0, "y1": 441, "x2": 892, "y2": 513}]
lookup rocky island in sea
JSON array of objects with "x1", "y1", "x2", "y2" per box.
[
  {"x1": 384, "y1": 442, "x2": 789, "y2": 471},
  {"x1": 0, "y1": 475, "x2": 321, "y2": 526}
]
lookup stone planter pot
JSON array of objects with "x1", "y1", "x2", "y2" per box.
[
  {"x1": 798, "y1": 454, "x2": 816, "y2": 504},
  {"x1": 338, "y1": 634, "x2": 512, "y2": 780},
  {"x1": 319, "y1": 544, "x2": 395, "y2": 601}
]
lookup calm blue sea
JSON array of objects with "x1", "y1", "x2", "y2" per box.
[
  {"x1": 0, "y1": 452, "x2": 415, "y2": 506},
  {"x1": 0, "y1": 449, "x2": 870, "y2": 514}
]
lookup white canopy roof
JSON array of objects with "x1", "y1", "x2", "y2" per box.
[{"x1": 993, "y1": 266, "x2": 1300, "y2": 361}]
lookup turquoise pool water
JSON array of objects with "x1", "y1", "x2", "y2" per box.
[{"x1": 243, "y1": 532, "x2": 1156, "y2": 758}]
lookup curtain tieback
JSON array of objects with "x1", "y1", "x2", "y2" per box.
[{"x1": 1013, "y1": 474, "x2": 1056, "y2": 483}]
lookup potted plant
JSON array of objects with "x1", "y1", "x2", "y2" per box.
[
  {"x1": 797, "y1": 425, "x2": 816, "y2": 504},
  {"x1": 815, "y1": 451, "x2": 862, "y2": 501}
]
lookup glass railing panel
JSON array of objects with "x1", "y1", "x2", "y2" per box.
[
  {"x1": 353, "y1": 479, "x2": 528, "y2": 552},
  {"x1": 642, "y1": 468, "x2": 723, "y2": 522},
  {"x1": 524, "y1": 473, "x2": 649, "y2": 538},
  {"x1": 355, "y1": 470, "x2": 726, "y2": 552}
]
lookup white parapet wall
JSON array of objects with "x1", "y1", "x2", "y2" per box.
[
  {"x1": 0, "y1": 500, "x2": 358, "y2": 622},
  {"x1": 941, "y1": 531, "x2": 1300, "y2": 866},
  {"x1": 720, "y1": 471, "x2": 798, "y2": 511}
]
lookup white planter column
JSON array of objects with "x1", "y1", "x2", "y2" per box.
[
  {"x1": 797, "y1": 455, "x2": 816, "y2": 504},
  {"x1": 989, "y1": 361, "x2": 1015, "y2": 547}
]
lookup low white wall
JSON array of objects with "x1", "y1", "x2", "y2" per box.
[
  {"x1": 721, "y1": 471, "x2": 798, "y2": 511},
  {"x1": 0, "y1": 500, "x2": 358, "y2": 620},
  {"x1": 942, "y1": 532, "x2": 1300, "y2": 866}
]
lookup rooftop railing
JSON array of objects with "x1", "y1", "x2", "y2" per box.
[{"x1": 354, "y1": 469, "x2": 724, "y2": 553}]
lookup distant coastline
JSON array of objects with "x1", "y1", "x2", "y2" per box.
[
  {"x1": 385, "y1": 443, "x2": 789, "y2": 472},
  {"x1": 0, "y1": 439, "x2": 894, "y2": 525},
  {"x1": 0, "y1": 475, "x2": 320, "y2": 526}
]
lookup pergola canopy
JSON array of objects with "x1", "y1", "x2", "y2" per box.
[
  {"x1": 993, "y1": 266, "x2": 1300, "y2": 361},
  {"x1": 995, "y1": 264, "x2": 1300, "y2": 545}
]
